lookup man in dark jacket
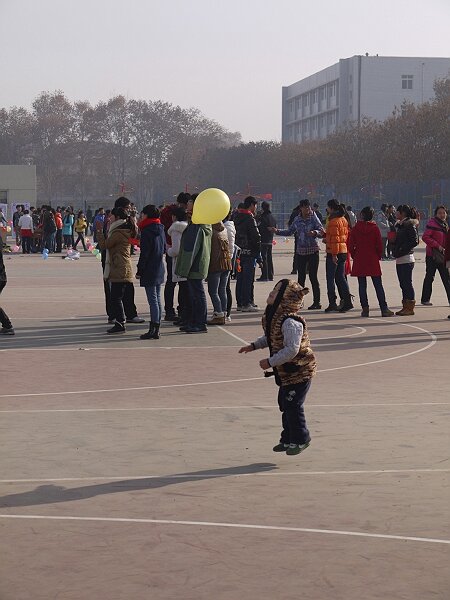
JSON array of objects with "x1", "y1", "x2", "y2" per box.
[
  {"x1": 257, "y1": 201, "x2": 276, "y2": 281},
  {"x1": 0, "y1": 244, "x2": 14, "y2": 335},
  {"x1": 288, "y1": 202, "x2": 301, "y2": 274},
  {"x1": 234, "y1": 196, "x2": 261, "y2": 312}
]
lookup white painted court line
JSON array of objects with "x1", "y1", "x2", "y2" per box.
[
  {"x1": 0, "y1": 514, "x2": 448, "y2": 545},
  {"x1": 217, "y1": 325, "x2": 249, "y2": 345},
  {"x1": 0, "y1": 322, "x2": 437, "y2": 398},
  {"x1": 0, "y1": 401, "x2": 448, "y2": 413},
  {"x1": 1, "y1": 468, "x2": 448, "y2": 484}
]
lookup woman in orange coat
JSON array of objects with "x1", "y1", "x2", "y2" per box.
[{"x1": 324, "y1": 199, "x2": 353, "y2": 313}]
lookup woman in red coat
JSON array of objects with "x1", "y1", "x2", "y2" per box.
[{"x1": 348, "y1": 206, "x2": 394, "y2": 317}]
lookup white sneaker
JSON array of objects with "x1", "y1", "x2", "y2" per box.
[
  {"x1": 241, "y1": 304, "x2": 259, "y2": 312},
  {"x1": 225, "y1": 316, "x2": 232, "y2": 322}
]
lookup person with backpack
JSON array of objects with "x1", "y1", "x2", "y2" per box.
[
  {"x1": 393, "y1": 205, "x2": 420, "y2": 316},
  {"x1": 420, "y1": 205, "x2": 450, "y2": 306},
  {"x1": 207, "y1": 222, "x2": 232, "y2": 325}
]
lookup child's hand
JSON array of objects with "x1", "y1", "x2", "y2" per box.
[
  {"x1": 259, "y1": 358, "x2": 271, "y2": 370},
  {"x1": 239, "y1": 345, "x2": 254, "y2": 354}
]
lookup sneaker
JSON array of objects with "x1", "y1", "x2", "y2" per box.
[
  {"x1": 107, "y1": 319, "x2": 115, "y2": 324},
  {"x1": 225, "y1": 315, "x2": 232, "y2": 323},
  {"x1": 236, "y1": 305, "x2": 243, "y2": 312},
  {"x1": 107, "y1": 322, "x2": 126, "y2": 334},
  {"x1": 324, "y1": 304, "x2": 339, "y2": 313},
  {"x1": 185, "y1": 326, "x2": 208, "y2": 334},
  {"x1": 251, "y1": 303, "x2": 259, "y2": 308},
  {"x1": 273, "y1": 443, "x2": 289, "y2": 452},
  {"x1": 256, "y1": 278, "x2": 269, "y2": 282},
  {"x1": 381, "y1": 309, "x2": 395, "y2": 317},
  {"x1": 420, "y1": 301, "x2": 433, "y2": 306},
  {"x1": 291, "y1": 270, "x2": 297, "y2": 275},
  {"x1": 241, "y1": 305, "x2": 259, "y2": 312},
  {"x1": 0, "y1": 327, "x2": 15, "y2": 335},
  {"x1": 308, "y1": 303, "x2": 322, "y2": 310},
  {"x1": 126, "y1": 317, "x2": 145, "y2": 324},
  {"x1": 179, "y1": 324, "x2": 190, "y2": 331},
  {"x1": 361, "y1": 307, "x2": 369, "y2": 317},
  {"x1": 207, "y1": 313, "x2": 225, "y2": 325},
  {"x1": 286, "y1": 442, "x2": 310, "y2": 456}
]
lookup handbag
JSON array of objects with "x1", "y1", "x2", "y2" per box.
[{"x1": 432, "y1": 247, "x2": 445, "y2": 265}]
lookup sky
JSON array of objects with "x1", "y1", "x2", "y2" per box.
[{"x1": 1, "y1": 0, "x2": 449, "y2": 141}]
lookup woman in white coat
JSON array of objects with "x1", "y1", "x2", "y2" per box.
[
  {"x1": 223, "y1": 213, "x2": 236, "y2": 322},
  {"x1": 167, "y1": 206, "x2": 190, "y2": 328}
]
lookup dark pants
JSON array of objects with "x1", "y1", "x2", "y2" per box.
[
  {"x1": 260, "y1": 244, "x2": 274, "y2": 280},
  {"x1": 188, "y1": 278, "x2": 207, "y2": 328},
  {"x1": 326, "y1": 253, "x2": 350, "y2": 305},
  {"x1": 103, "y1": 274, "x2": 138, "y2": 321},
  {"x1": 278, "y1": 380, "x2": 311, "y2": 445},
  {"x1": 421, "y1": 255, "x2": 450, "y2": 303},
  {"x1": 0, "y1": 281, "x2": 13, "y2": 329},
  {"x1": 297, "y1": 252, "x2": 320, "y2": 304},
  {"x1": 396, "y1": 263, "x2": 415, "y2": 300},
  {"x1": 358, "y1": 276, "x2": 388, "y2": 310},
  {"x1": 381, "y1": 238, "x2": 389, "y2": 259},
  {"x1": 55, "y1": 229, "x2": 63, "y2": 253},
  {"x1": 178, "y1": 280, "x2": 191, "y2": 324},
  {"x1": 74, "y1": 232, "x2": 87, "y2": 251},
  {"x1": 110, "y1": 282, "x2": 127, "y2": 323},
  {"x1": 44, "y1": 232, "x2": 56, "y2": 252},
  {"x1": 164, "y1": 255, "x2": 177, "y2": 317},
  {"x1": 226, "y1": 273, "x2": 232, "y2": 317},
  {"x1": 22, "y1": 236, "x2": 31, "y2": 254},
  {"x1": 236, "y1": 254, "x2": 255, "y2": 307},
  {"x1": 63, "y1": 234, "x2": 72, "y2": 248}
]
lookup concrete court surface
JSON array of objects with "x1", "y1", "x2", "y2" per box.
[{"x1": 0, "y1": 243, "x2": 449, "y2": 600}]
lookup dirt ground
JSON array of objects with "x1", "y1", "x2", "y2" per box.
[{"x1": 0, "y1": 243, "x2": 449, "y2": 600}]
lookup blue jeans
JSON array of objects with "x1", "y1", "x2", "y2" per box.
[
  {"x1": 188, "y1": 278, "x2": 207, "y2": 328},
  {"x1": 44, "y1": 232, "x2": 56, "y2": 252},
  {"x1": 325, "y1": 253, "x2": 350, "y2": 305},
  {"x1": 358, "y1": 276, "x2": 388, "y2": 310},
  {"x1": 396, "y1": 263, "x2": 415, "y2": 300},
  {"x1": 145, "y1": 285, "x2": 162, "y2": 323},
  {"x1": 207, "y1": 271, "x2": 229, "y2": 314},
  {"x1": 236, "y1": 254, "x2": 255, "y2": 307}
]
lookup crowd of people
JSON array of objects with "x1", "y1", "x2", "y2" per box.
[{"x1": 1, "y1": 194, "x2": 450, "y2": 339}]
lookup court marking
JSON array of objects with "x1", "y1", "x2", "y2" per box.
[
  {"x1": 0, "y1": 322, "x2": 437, "y2": 398},
  {"x1": 0, "y1": 401, "x2": 448, "y2": 414},
  {"x1": 1, "y1": 468, "x2": 448, "y2": 484},
  {"x1": 0, "y1": 514, "x2": 448, "y2": 545}
]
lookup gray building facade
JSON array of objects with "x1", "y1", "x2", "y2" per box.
[{"x1": 282, "y1": 55, "x2": 450, "y2": 144}]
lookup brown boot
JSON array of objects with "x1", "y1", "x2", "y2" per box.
[
  {"x1": 396, "y1": 300, "x2": 415, "y2": 316},
  {"x1": 207, "y1": 312, "x2": 226, "y2": 325}
]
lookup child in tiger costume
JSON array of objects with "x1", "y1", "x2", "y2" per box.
[{"x1": 239, "y1": 279, "x2": 316, "y2": 455}]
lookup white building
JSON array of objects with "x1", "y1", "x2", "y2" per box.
[
  {"x1": 282, "y1": 55, "x2": 450, "y2": 144},
  {"x1": 0, "y1": 165, "x2": 37, "y2": 218}
]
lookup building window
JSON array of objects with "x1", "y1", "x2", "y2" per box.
[
  {"x1": 402, "y1": 75, "x2": 413, "y2": 89},
  {"x1": 305, "y1": 94, "x2": 309, "y2": 107},
  {"x1": 0, "y1": 191, "x2": 7, "y2": 202},
  {"x1": 349, "y1": 104, "x2": 352, "y2": 114},
  {"x1": 312, "y1": 89, "x2": 318, "y2": 104},
  {"x1": 319, "y1": 115, "x2": 325, "y2": 128},
  {"x1": 319, "y1": 87, "x2": 325, "y2": 101},
  {"x1": 349, "y1": 74, "x2": 353, "y2": 84}
]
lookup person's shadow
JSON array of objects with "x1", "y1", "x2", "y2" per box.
[{"x1": 0, "y1": 463, "x2": 277, "y2": 508}]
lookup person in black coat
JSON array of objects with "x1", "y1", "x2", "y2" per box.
[
  {"x1": 257, "y1": 201, "x2": 276, "y2": 281},
  {"x1": 0, "y1": 244, "x2": 14, "y2": 335},
  {"x1": 136, "y1": 205, "x2": 166, "y2": 339},
  {"x1": 393, "y1": 205, "x2": 419, "y2": 316},
  {"x1": 233, "y1": 196, "x2": 261, "y2": 311}
]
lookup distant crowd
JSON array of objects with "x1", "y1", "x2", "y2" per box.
[{"x1": 1, "y1": 194, "x2": 450, "y2": 339}]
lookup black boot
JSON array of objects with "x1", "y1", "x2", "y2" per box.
[
  {"x1": 140, "y1": 322, "x2": 154, "y2": 340},
  {"x1": 140, "y1": 322, "x2": 160, "y2": 340}
]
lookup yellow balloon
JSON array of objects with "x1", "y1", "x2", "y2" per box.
[{"x1": 191, "y1": 188, "x2": 230, "y2": 224}]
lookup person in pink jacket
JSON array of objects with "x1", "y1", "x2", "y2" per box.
[{"x1": 420, "y1": 206, "x2": 450, "y2": 306}]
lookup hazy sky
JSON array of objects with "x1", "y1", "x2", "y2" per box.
[{"x1": 1, "y1": 0, "x2": 449, "y2": 141}]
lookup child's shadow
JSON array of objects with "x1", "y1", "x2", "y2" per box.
[{"x1": 0, "y1": 463, "x2": 277, "y2": 508}]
